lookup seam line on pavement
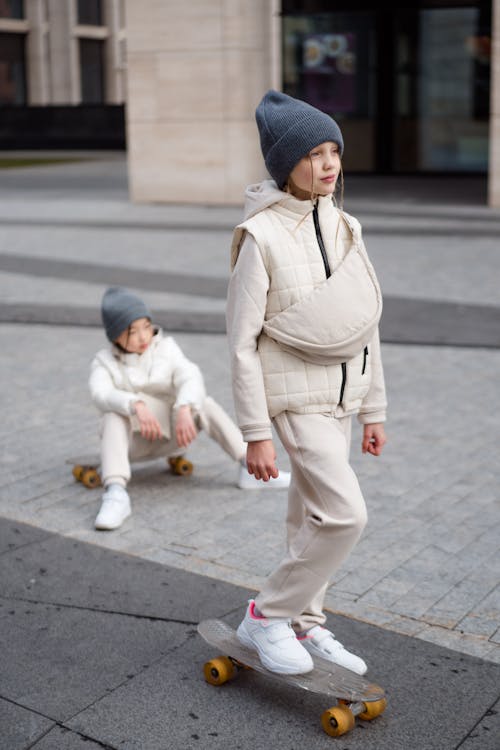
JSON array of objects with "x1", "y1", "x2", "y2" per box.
[
  {"x1": 2, "y1": 304, "x2": 500, "y2": 349},
  {"x1": 453, "y1": 695, "x2": 500, "y2": 750},
  {"x1": 0, "y1": 593, "x2": 199, "y2": 626},
  {"x1": 1, "y1": 695, "x2": 116, "y2": 750}
]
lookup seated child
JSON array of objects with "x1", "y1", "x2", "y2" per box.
[{"x1": 89, "y1": 286, "x2": 290, "y2": 530}]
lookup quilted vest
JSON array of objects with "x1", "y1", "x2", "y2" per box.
[{"x1": 231, "y1": 195, "x2": 380, "y2": 417}]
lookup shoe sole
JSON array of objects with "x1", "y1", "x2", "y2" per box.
[{"x1": 302, "y1": 643, "x2": 367, "y2": 676}]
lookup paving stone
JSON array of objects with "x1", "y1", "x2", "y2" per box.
[
  {"x1": 0, "y1": 596, "x2": 185, "y2": 723},
  {"x1": 0, "y1": 697, "x2": 54, "y2": 750}
]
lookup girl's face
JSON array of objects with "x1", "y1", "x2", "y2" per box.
[
  {"x1": 288, "y1": 141, "x2": 341, "y2": 199},
  {"x1": 115, "y1": 317, "x2": 153, "y2": 354}
]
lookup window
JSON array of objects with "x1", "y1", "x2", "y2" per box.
[
  {"x1": 77, "y1": 0, "x2": 102, "y2": 26},
  {"x1": 282, "y1": 11, "x2": 377, "y2": 170},
  {"x1": 0, "y1": 0, "x2": 24, "y2": 19},
  {"x1": 0, "y1": 32, "x2": 26, "y2": 104},
  {"x1": 80, "y1": 38, "x2": 105, "y2": 103},
  {"x1": 394, "y1": 6, "x2": 490, "y2": 171}
]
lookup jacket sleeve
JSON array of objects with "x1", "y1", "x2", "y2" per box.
[
  {"x1": 166, "y1": 338, "x2": 206, "y2": 410},
  {"x1": 88, "y1": 356, "x2": 138, "y2": 416},
  {"x1": 226, "y1": 234, "x2": 272, "y2": 442},
  {"x1": 357, "y1": 327, "x2": 387, "y2": 424}
]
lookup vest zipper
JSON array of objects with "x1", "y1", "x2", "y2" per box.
[
  {"x1": 314, "y1": 203, "x2": 347, "y2": 405},
  {"x1": 339, "y1": 362, "x2": 347, "y2": 405},
  {"x1": 362, "y1": 345, "x2": 368, "y2": 375},
  {"x1": 312, "y1": 203, "x2": 331, "y2": 279}
]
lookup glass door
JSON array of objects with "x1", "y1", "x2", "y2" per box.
[
  {"x1": 394, "y1": 5, "x2": 491, "y2": 172},
  {"x1": 282, "y1": 11, "x2": 377, "y2": 171}
]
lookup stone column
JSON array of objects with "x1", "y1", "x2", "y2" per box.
[
  {"x1": 46, "y1": 0, "x2": 79, "y2": 104},
  {"x1": 488, "y1": 0, "x2": 500, "y2": 207},
  {"x1": 25, "y1": 0, "x2": 50, "y2": 104},
  {"x1": 125, "y1": 0, "x2": 281, "y2": 204},
  {"x1": 103, "y1": 0, "x2": 126, "y2": 104}
]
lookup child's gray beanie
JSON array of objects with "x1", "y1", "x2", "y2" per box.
[
  {"x1": 255, "y1": 89, "x2": 344, "y2": 189},
  {"x1": 101, "y1": 286, "x2": 151, "y2": 342}
]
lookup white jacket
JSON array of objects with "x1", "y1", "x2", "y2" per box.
[
  {"x1": 226, "y1": 180, "x2": 387, "y2": 442},
  {"x1": 89, "y1": 330, "x2": 206, "y2": 437}
]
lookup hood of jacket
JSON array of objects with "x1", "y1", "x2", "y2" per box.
[
  {"x1": 232, "y1": 179, "x2": 321, "y2": 270},
  {"x1": 242, "y1": 179, "x2": 315, "y2": 221}
]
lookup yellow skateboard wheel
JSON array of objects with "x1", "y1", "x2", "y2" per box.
[
  {"x1": 203, "y1": 657, "x2": 234, "y2": 686},
  {"x1": 359, "y1": 697, "x2": 387, "y2": 720},
  {"x1": 72, "y1": 464, "x2": 84, "y2": 481},
  {"x1": 169, "y1": 456, "x2": 193, "y2": 476},
  {"x1": 82, "y1": 468, "x2": 101, "y2": 489},
  {"x1": 321, "y1": 705, "x2": 355, "y2": 737}
]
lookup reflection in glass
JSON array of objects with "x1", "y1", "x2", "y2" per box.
[
  {"x1": 80, "y1": 38, "x2": 105, "y2": 103},
  {"x1": 0, "y1": 32, "x2": 26, "y2": 104},
  {"x1": 0, "y1": 0, "x2": 24, "y2": 19},
  {"x1": 77, "y1": 0, "x2": 102, "y2": 26}
]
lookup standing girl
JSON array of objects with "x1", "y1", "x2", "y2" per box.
[{"x1": 227, "y1": 90, "x2": 387, "y2": 675}]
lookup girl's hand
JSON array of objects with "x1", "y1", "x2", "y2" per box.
[
  {"x1": 175, "y1": 405, "x2": 198, "y2": 448},
  {"x1": 362, "y1": 423, "x2": 387, "y2": 456},
  {"x1": 246, "y1": 439, "x2": 279, "y2": 482},
  {"x1": 134, "y1": 401, "x2": 163, "y2": 441}
]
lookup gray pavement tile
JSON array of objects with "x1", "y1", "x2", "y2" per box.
[
  {"x1": 0, "y1": 528, "x2": 244, "y2": 622},
  {"x1": 0, "y1": 698, "x2": 54, "y2": 750},
  {"x1": 0, "y1": 595, "x2": 186, "y2": 723},
  {"x1": 0, "y1": 518, "x2": 52, "y2": 556}
]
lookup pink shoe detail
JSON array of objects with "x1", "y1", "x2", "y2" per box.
[{"x1": 249, "y1": 600, "x2": 267, "y2": 622}]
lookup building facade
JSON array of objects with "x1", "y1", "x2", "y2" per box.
[
  {"x1": 0, "y1": 0, "x2": 126, "y2": 147},
  {"x1": 1, "y1": 0, "x2": 499, "y2": 205},
  {"x1": 124, "y1": 0, "x2": 500, "y2": 206}
]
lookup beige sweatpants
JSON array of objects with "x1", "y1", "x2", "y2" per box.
[
  {"x1": 100, "y1": 395, "x2": 246, "y2": 487},
  {"x1": 255, "y1": 411, "x2": 367, "y2": 633}
]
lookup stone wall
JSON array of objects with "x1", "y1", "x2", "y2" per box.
[{"x1": 125, "y1": 0, "x2": 280, "y2": 204}]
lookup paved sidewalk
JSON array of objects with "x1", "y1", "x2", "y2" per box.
[
  {"x1": 0, "y1": 154, "x2": 499, "y2": 748},
  {"x1": 2, "y1": 515, "x2": 499, "y2": 749}
]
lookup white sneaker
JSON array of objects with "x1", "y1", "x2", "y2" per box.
[
  {"x1": 298, "y1": 625, "x2": 367, "y2": 675},
  {"x1": 237, "y1": 465, "x2": 291, "y2": 490},
  {"x1": 95, "y1": 484, "x2": 131, "y2": 530},
  {"x1": 236, "y1": 600, "x2": 313, "y2": 675}
]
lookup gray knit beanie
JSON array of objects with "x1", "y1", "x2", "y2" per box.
[
  {"x1": 255, "y1": 89, "x2": 344, "y2": 189},
  {"x1": 101, "y1": 286, "x2": 151, "y2": 342}
]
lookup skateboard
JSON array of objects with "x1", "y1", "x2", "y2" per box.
[
  {"x1": 198, "y1": 619, "x2": 386, "y2": 737},
  {"x1": 67, "y1": 455, "x2": 193, "y2": 489}
]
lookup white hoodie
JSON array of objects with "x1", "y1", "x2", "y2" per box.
[
  {"x1": 226, "y1": 180, "x2": 387, "y2": 442},
  {"x1": 89, "y1": 329, "x2": 206, "y2": 437}
]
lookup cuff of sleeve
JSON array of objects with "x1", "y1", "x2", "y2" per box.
[
  {"x1": 241, "y1": 424, "x2": 273, "y2": 442},
  {"x1": 128, "y1": 399, "x2": 139, "y2": 416},
  {"x1": 357, "y1": 410, "x2": 386, "y2": 425}
]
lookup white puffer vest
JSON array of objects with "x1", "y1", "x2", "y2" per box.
[{"x1": 231, "y1": 194, "x2": 382, "y2": 418}]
